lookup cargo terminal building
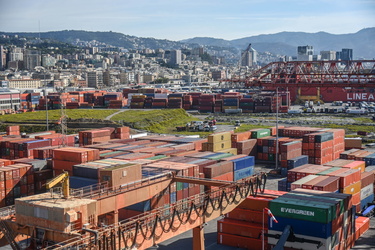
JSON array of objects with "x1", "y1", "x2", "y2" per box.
[{"x1": 0, "y1": 88, "x2": 20, "y2": 112}]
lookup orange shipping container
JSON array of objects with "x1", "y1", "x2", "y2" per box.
[
  {"x1": 237, "y1": 196, "x2": 274, "y2": 211},
  {"x1": 218, "y1": 218, "x2": 263, "y2": 238},
  {"x1": 231, "y1": 131, "x2": 251, "y2": 142},
  {"x1": 217, "y1": 232, "x2": 267, "y2": 250},
  {"x1": 342, "y1": 161, "x2": 365, "y2": 172},
  {"x1": 225, "y1": 208, "x2": 264, "y2": 224}
]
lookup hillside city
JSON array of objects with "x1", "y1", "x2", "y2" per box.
[{"x1": 0, "y1": 32, "x2": 356, "y2": 113}]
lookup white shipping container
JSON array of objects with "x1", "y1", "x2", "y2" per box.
[{"x1": 361, "y1": 184, "x2": 374, "y2": 199}]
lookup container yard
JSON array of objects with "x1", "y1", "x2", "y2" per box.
[{"x1": 0, "y1": 123, "x2": 374, "y2": 250}]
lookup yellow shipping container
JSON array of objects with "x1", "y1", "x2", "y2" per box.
[
  {"x1": 208, "y1": 132, "x2": 232, "y2": 144},
  {"x1": 341, "y1": 181, "x2": 361, "y2": 195},
  {"x1": 206, "y1": 140, "x2": 232, "y2": 152},
  {"x1": 222, "y1": 106, "x2": 239, "y2": 110},
  {"x1": 217, "y1": 148, "x2": 238, "y2": 155}
]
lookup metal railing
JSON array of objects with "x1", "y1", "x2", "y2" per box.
[
  {"x1": 70, "y1": 172, "x2": 173, "y2": 200},
  {"x1": 43, "y1": 173, "x2": 266, "y2": 249}
]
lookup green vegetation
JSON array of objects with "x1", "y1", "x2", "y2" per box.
[
  {"x1": 0, "y1": 109, "x2": 119, "y2": 123},
  {"x1": 235, "y1": 124, "x2": 271, "y2": 133},
  {"x1": 316, "y1": 124, "x2": 375, "y2": 134},
  {"x1": 111, "y1": 109, "x2": 198, "y2": 134}
]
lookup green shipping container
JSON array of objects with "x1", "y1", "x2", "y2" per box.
[
  {"x1": 251, "y1": 129, "x2": 271, "y2": 139},
  {"x1": 268, "y1": 153, "x2": 275, "y2": 161},
  {"x1": 146, "y1": 155, "x2": 168, "y2": 160},
  {"x1": 176, "y1": 182, "x2": 183, "y2": 191},
  {"x1": 207, "y1": 153, "x2": 234, "y2": 161},
  {"x1": 276, "y1": 196, "x2": 337, "y2": 220},
  {"x1": 316, "y1": 167, "x2": 342, "y2": 176},
  {"x1": 269, "y1": 198, "x2": 333, "y2": 224},
  {"x1": 288, "y1": 191, "x2": 345, "y2": 216}
]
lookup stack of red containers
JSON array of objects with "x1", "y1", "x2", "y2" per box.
[
  {"x1": 0, "y1": 163, "x2": 34, "y2": 207},
  {"x1": 198, "y1": 94, "x2": 215, "y2": 113},
  {"x1": 218, "y1": 190, "x2": 285, "y2": 250},
  {"x1": 6, "y1": 125, "x2": 20, "y2": 136},
  {"x1": 182, "y1": 95, "x2": 192, "y2": 110},
  {"x1": 52, "y1": 147, "x2": 100, "y2": 176}
]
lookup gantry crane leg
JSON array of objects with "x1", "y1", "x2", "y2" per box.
[{"x1": 193, "y1": 224, "x2": 205, "y2": 250}]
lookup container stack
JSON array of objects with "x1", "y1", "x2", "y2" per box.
[
  {"x1": 33, "y1": 168, "x2": 54, "y2": 194},
  {"x1": 360, "y1": 171, "x2": 374, "y2": 211},
  {"x1": 218, "y1": 191, "x2": 282, "y2": 250},
  {"x1": 167, "y1": 93, "x2": 183, "y2": 109},
  {"x1": 182, "y1": 94, "x2": 192, "y2": 110},
  {"x1": 0, "y1": 163, "x2": 34, "y2": 206},
  {"x1": 270, "y1": 95, "x2": 281, "y2": 113},
  {"x1": 198, "y1": 94, "x2": 215, "y2": 113},
  {"x1": 6, "y1": 125, "x2": 20, "y2": 136},
  {"x1": 35, "y1": 133, "x2": 76, "y2": 147},
  {"x1": 79, "y1": 127, "x2": 119, "y2": 146},
  {"x1": 281, "y1": 140, "x2": 302, "y2": 161},
  {"x1": 268, "y1": 189, "x2": 361, "y2": 250},
  {"x1": 9, "y1": 139, "x2": 51, "y2": 159},
  {"x1": 202, "y1": 132, "x2": 237, "y2": 154},
  {"x1": 344, "y1": 138, "x2": 363, "y2": 150},
  {"x1": 151, "y1": 98, "x2": 168, "y2": 109},
  {"x1": 239, "y1": 97, "x2": 254, "y2": 113},
  {"x1": 52, "y1": 147, "x2": 100, "y2": 176},
  {"x1": 279, "y1": 155, "x2": 309, "y2": 178},
  {"x1": 129, "y1": 94, "x2": 146, "y2": 109},
  {"x1": 223, "y1": 155, "x2": 255, "y2": 181},
  {"x1": 104, "y1": 92, "x2": 123, "y2": 107},
  {"x1": 231, "y1": 131, "x2": 257, "y2": 156},
  {"x1": 254, "y1": 96, "x2": 271, "y2": 113},
  {"x1": 222, "y1": 92, "x2": 240, "y2": 112}
]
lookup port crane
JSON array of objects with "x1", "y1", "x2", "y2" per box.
[
  {"x1": 0, "y1": 172, "x2": 267, "y2": 250},
  {"x1": 45, "y1": 171, "x2": 70, "y2": 199}
]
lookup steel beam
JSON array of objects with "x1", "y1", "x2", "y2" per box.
[
  {"x1": 173, "y1": 176, "x2": 235, "y2": 187},
  {"x1": 94, "y1": 176, "x2": 173, "y2": 216}
]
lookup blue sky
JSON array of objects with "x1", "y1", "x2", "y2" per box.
[{"x1": 0, "y1": 0, "x2": 374, "y2": 41}]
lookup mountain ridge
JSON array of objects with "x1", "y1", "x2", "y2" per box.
[{"x1": 1, "y1": 28, "x2": 374, "y2": 59}]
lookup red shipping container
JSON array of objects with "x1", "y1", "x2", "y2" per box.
[
  {"x1": 302, "y1": 175, "x2": 329, "y2": 189},
  {"x1": 225, "y1": 208, "x2": 264, "y2": 224},
  {"x1": 203, "y1": 161, "x2": 233, "y2": 178},
  {"x1": 237, "y1": 196, "x2": 273, "y2": 211},
  {"x1": 361, "y1": 172, "x2": 375, "y2": 188},
  {"x1": 52, "y1": 160, "x2": 76, "y2": 172},
  {"x1": 218, "y1": 218, "x2": 263, "y2": 238},
  {"x1": 333, "y1": 169, "x2": 361, "y2": 188},
  {"x1": 211, "y1": 171, "x2": 233, "y2": 182},
  {"x1": 312, "y1": 176, "x2": 340, "y2": 192},
  {"x1": 231, "y1": 132, "x2": 251, "y2": 142},
  {"x1": 217, "y1": 232, "x2": 267, "y2": 250}
]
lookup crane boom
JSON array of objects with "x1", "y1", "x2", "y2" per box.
[{"x1": 45, "y1": 172, "x2": 70, "y2": 199}]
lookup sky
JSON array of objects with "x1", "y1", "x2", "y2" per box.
[{"x1": 0, "y1": 0, "x2": 374, "y2": 41}]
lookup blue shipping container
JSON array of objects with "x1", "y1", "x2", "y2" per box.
[
  {"x1": 287, "y1": 155, "x2": 309, "y2": 169},
  {"x1": 231, "y1": 156, "x2": 255, "y2": 171},
  {"x1": 360, "y1": 194, "x2": 374, "y2": 211},
  {"x1": 70, "y1": 176, "x2": 98, "y2": 189},
  {"x1": 127, "y1": 200, "x2": 151, "y2": 212},
  {"x1": 268, "y1": 216, "x2": 332, "y2": 239},
  {"x1": 234, "y1": 166, "x2": 254, "y2": 181},
  {"x1": 170, "y1": 192, "x2": 177, "y2": 204}
]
